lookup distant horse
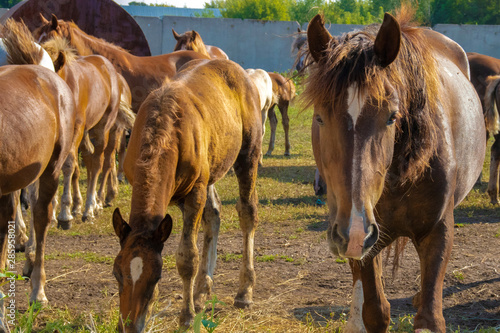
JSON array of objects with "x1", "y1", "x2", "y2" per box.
[
  {"x1": 266, "y1": 72, "x2": 295, "y2": 156},
  {"x1": 467, "y1": 52, "x2": 500, "y2": 203},
  {"x1": 33, "y1": 14, "x2": 210, "y2": 113},
  {"x1": 246, "y1": 68, "x2": 273, "y2": 163},
  {"x1": 41, "y1": 36, "x2": 121, "y2": 225},
  {"x1": 302, "y1": 8, "x2": 484, "y2": 332},
  {"x1": 112, "y1": 59, "x2": 261, "y2": 332},
  {"x1": 484, "y1": 74, "x2": 500, "y2": 202},
  {"x1": 0, "y1": 65, "x2": 76, "y2": 316},
  {"x1": 291, "y1": 26, "x2": 308, "y2": 72},
  {"x1": 172, "y1": 28, "x2": 229, "y2": 60}
]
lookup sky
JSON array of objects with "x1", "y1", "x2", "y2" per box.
[{"x1": 113, "y1": 0, "x2": 208, "y2": 9}]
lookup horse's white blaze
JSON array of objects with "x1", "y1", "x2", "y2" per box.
[
  {"x1": 130, "y1": 257, "x2": 144, "y2": 288},
  {"x1": 346, "y1": 279, "x2": 367, "y2": 332},
  {"x1": 347, "y1": 85, "x2": 366, "y2": 126}
]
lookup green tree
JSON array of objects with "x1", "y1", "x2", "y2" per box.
[
  {"x1": 288, "y1": 0, "x2": 324, "y2": 24},
  {"x1": 127, "y1": 1, "x2": 148, "y2": 5},
  {"x1": 0, "y1": 0, "x2": 22, "y2": 8},
  {"x1": 210, "y1": 0, "x2": 292, "y2": 21}
]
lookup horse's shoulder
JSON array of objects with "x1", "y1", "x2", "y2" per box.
[{"x1": 422, "y1": 28, "x2": 470, "y2": 79}]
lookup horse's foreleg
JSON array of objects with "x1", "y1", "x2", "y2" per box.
[
  {"x1": 177, "y1": 184, "x2": 206, "y2": 328},
  {"x1": 57, "y1": 152, "x2": 77, "y2": 229},
  {"x1": 194, "y1": 184, "x2": 221, "y2": 312},
  {"x1": 23, "y1": 182, "x2": 38, "y2": 277},
  {"x1": 82, "y1": 128, "x2": 108, "y2": 222},
  {"x1": 347, "y1": 254, "x2": 390, "y2": 333},
  {"x1": 413, "y1": 206, "x2": 454, "y2": 333},
  {"x1": 30, "y1": 169, "x2": 60, "y2": 304},
  {"x1": 233, "y1": 146, "x2": 260, "y2": 309},
  {"x1": 487, "y1": 135, "x2": 500, "y2": 204},
  {"x1": 280, "y1": 103, "x2": 291, "y2": 156},
  {"x1": 265, "y1": 106, "x2": 278, "y2": 156}
]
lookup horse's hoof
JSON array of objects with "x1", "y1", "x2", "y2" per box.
[
  {"x1": 265, "y1": 151, "x2": 273, "y2": 156},
  {"x1": 15, "y1": 243, "x2": 26, "y2": 253},
  {"x1": 233, "y1": 298, "x2": 253, "y2": 309},
  {"x1": 103, "y1": 201, "x2": 113, "y2": 208},
  {"x1": 22, "y1": 263, "x2": 33, "y2": 278},
  {"x1": 57, "y1": 220, "x2": 72, "y2": 230},
  {"x1": 81, "y1": 215, "x2": 94, "y2": 223},
  {"x1": 284, "y1": 152, "x2": 291, "y2": 157}
]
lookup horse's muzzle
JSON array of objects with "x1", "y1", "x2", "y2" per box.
[{"x1": 327, "y1": 220, "x2": 379, "y2": 260}]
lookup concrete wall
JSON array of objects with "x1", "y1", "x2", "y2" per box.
[
  {"x1": 133, "y1": 15, "x2": 500, "y2": 72},
  {"x1": 132, "y1": 15, "x2": 365, "y2": 72},
  {"x1": 434, "y1": 24, "x2": 500, "y2": 59}
]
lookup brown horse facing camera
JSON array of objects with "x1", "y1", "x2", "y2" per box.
[
  {"x1": 303, "y1": 8, "x2": 485, "y2": 333},
  {"x1": 112, "y1": 59, "x2": 261, "y2": 331},
  {"x1": 33, "y1": 14, "x2": 210, "y2": 113},
  {"x1": 172, "y1": 28, "x2": 229, "y2": 60}
]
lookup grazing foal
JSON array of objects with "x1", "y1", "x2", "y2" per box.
[
  {"x1": 112, "y1": 59, "x2": 261, "y2": 332},
  {"x1": 303, "y1": 9, "x2": 484, "y2": 332}
]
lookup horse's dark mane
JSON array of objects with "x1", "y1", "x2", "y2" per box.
[
  {"x1": 62, "y1": 21, "x2": 131, "y2": 56},
  {"x1": 302, "y1": 7, "x2": 440, "y2": 182}
]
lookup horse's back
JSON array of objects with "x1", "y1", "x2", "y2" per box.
[
  {"x1": 0, "y1": 65, "x2": 75, "y2": 193},
  {"x1": 423, "y1": 28, "x2": 470, "y2": 79},
  {"x1": 434, "y1": 52, "x2": 485, "y2": 205},
  {"x1": 125, "y1": 59, "x2": 261, "y2": 187},
  {"x1": 206, "y1": 45, "x2": 229, "y2": 60}
]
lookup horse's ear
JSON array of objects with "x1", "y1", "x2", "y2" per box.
[
  {"x1": 307, "y1": 14, "x2": 334, "y2": 63},
  {"x1": 53, "y1": 51, "x2": 66, "y2": 72},
  {"x1": 190, "y1": 30, "x2": 197, "y2": 41},
  {"x1": 374, "y1": 13, "x2": 401, "y2": 68},
  {"x1": 39, "y1": 13, "x2": 49, "y2": 25},
  {"x1": 172, "y1": 28, "x2": 180, "y2": 40},
  {"x1": 50, "y1": 14, "x2": 58, "y2": 30},
  {"x1": 113, "y1": 208, "x2": 131, "y2": 245},
  {"x1": 154, "y1": 214, "x2": 173, "y2": 244}
]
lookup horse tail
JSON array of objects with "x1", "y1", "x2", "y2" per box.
[
  {"x1": 484, "y1": 75, "x2": 500, "y2": 135},
  {"x1": 1, "y1": 19, "x2": 44, "y2": 66},
  {"x1": 384, "y1": 237, "x2": 409, "y2": 278},
  {"x1": 82, "y1": 131, "x2": 95, "y2": 155},
  {"x1": 116, "y1": 95, "x2": 136, "y2": 130}
]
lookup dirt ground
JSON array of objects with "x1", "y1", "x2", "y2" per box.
[{"x1": 13, "y1": 210, "x2": 500, "y2": 331}]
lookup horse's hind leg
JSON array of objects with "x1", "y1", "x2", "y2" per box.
[
  {"x1": 0, "y1": 193, "x2": 16, "y2": 331},
  {"x1": 57, "y1": 151, "x2": 77, "y2": 229},
  {"x1": 487, "y1": 135, "x2": 500, "y2": 204},
  {"x1": 98, "y1": 125, "x2": 120, "y2": 207},
  {"x1": 177, "y1": 184, "x2": 207, "y2": 327},
  {"x1": 194, "y1": 184, "x2": 221, "y2": 312},
  {"x1": 279, "y1": 103, "x2": 291, "y2": 156},
  {"x1": 347, "y1": 255, "x2": 390, "y2": 333},
  {"x1": 265, "y1": 105, "x2": 278, "y2": 156},
  {"x1": 413, "y1": 205, "x2": 454, "y2": 333},
  {"x1": 30, "y1": 168, "x2": 60, "y2": 304},
  {"x1": 23, "y1": 182, "x2": 38, "y2": 278},
  {"x1": 233, "y1": 144, "x2": 260, "y2": 309},
  {"x1": 82, "y1": 124, "x2": 109, "y2": 222}
]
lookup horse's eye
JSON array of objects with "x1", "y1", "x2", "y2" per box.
[
  {"x1": 386, "y1": 111, "x2": 398, "y2": 125},
  {"x1": 315, "y1": 115, "x2": 324, "y2": 126}
]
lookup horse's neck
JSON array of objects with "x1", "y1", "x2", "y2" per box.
[{"x1": 70, "y1": 26, "x2": 132, "y2": 62}]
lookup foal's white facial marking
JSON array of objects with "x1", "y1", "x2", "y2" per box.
[
  {"x1": 347, "y1": 85, "x2": 367, "y2": 127},
  {"x1": 130, "y1": 257, "x2": 144, "y2": 289},
  {"x1": 37, "y1": 32, "x2": 47, "y2": 44}
]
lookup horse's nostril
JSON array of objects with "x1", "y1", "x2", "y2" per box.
[{"x1": 364, "y1": 224, "x2": 379, "y2": 249}]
